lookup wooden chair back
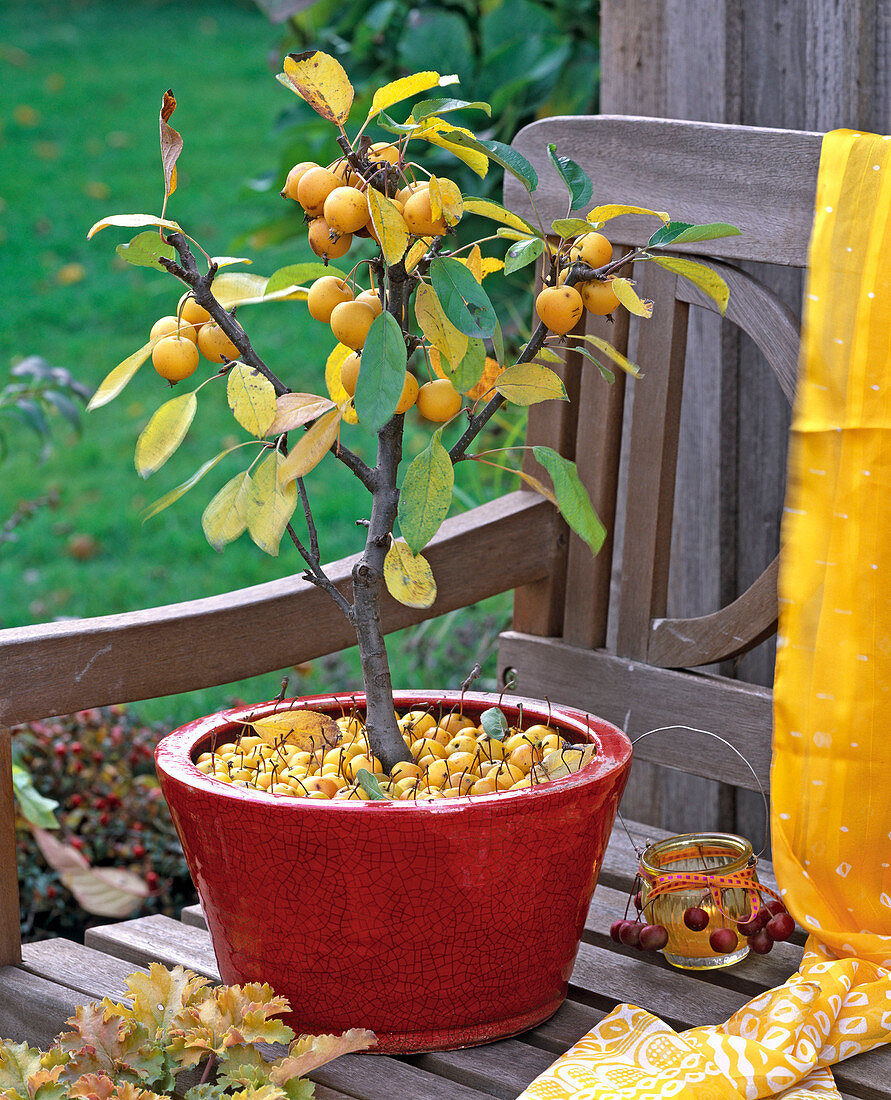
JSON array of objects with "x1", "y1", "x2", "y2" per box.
[{"x1": 499, "y1": 116, "x2": 822, "y2": 798}]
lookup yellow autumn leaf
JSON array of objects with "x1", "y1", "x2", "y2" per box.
[
  {"x1": 368, "y1": 71, "x2": 442, "y2": 119},
  {"x1": 405, "y1": 237, "x2": 432, "y2": 273},
  {"x1": 428, "y1": 176, "x2": 463, "y2": 226},
  {"x1": 414, "y1": 283, "x2": 468, "y2": 367},
  {"x1": 384, "y1": 539, "x2": 438, "y2": 609},
  {"x1": 577, "y1": 334, "x2": 642, "y2": 377},
  {"x1": 201, "y1": 471, "x2": 250, "y2": 550},
  {"x1": 586, "y1": 203, "x2": 670, "y2": 229},
  {"x1": 325, "y1": 342, "x2": 359, "y2": 424},
  {"x1": 277, "y1": 407, "x2": 343, "y2": 485},
  {"x1": 530, "y1": 744, "x2": 599, "y2": 783},
  {"x1": 87, "y1": 341, "x2": 153, "y2": 410},
  {"x1": 226, "y1": 364, "x2": 278, "y2": 437},
  {"x1": 609, "y1": 277, "x2": 654, "y2": 318},
  {"x1": 496, "y1": 227, "x2": 534, "y2": 242},
  {"x1": 514, "y1": 467, "x2": 558, "y2": 506},
  {"x1": 495, "y1": 362, "x2": 569, "y2": 406},
  {"x1": 457, "y1": 244, "x2": 483, "y2": 283},
  {"x1": 86, "y1": 213, "x2": 181, "y2": 239},
  {"x1": 412, "y1": 118, "x2": 489, "y2": 178},
  {"x1": 267, "y1": 393, "x2": 336, "y2": 436},
  {"x1": 212, "y1": 272, "x2": 270, "y2": 309},
  {"x1": 242, "y1": 450, "x2": 298, "y2": 556},
  {"x1": 647, "y1": 255, "x2": 730, "y2": 315},
  {"x1": 480, "y1": 257, "x2": 504, "y2": 279},
  {"x1": 250, "y1": 709, "x2": 341, "y2": 752},
  {"x1": 134, "y1": 391, "x2": 197, "y2": 478},
  {"x1": 366, "y1": 189, "x2": 409, "y2": 266},
  {"x1": 278, "y1": 51, "x2": 353, "y2": 127},
  {"x1": 462, "y1": 197, "x2": 536, "y2": 234}
]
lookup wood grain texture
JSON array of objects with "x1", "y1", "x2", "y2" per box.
[
  {"x1": 649, "y1": 554, "x2": 779, "y2": 667},
  {"x1": 0, "y1": 493, "x2": 553, "y2": 727},
  {"x1": 615, "y1": 267, "x2": 688, "y2": 658},
  {"x1": 0, "y1": 965, "x2": 83, "y2": 1047},
  {"x1": 498, "y1": 632, "x2": 772, "y2": 790},
  {"x1": 505, "y1": 117, "x2": 822, "y2": 267},
  {"x1": 407, "y1": 1039, "x2": 554, "y2": 1100},
  {"x1": 562, "y1": 305, "x2": 629, "y2": 648},
  {"x1": 0, "y1": 729, "x2": 21, "y2": 967},
  {"x1": 21, "y1": 938, "x2": 147, "y2": 1001},
  {"x1": 84, "y1": 913, "x2": 220, "y2": 979}
]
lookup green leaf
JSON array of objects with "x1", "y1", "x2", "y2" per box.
[
  {"x1": 533, "y1": 446, "x2": 605, "y2": 556},
  {"x1": 646, "y1": 255, "x2": 730, "y2": 314},
  {"x1": 11, "y1": 764, "x2": 59, "y2": 828},
  {"x1": 87, "y1": 213, "x2": 181, "y2": 239},
  {"x1": 141, "y1": 447, "x2": 242, "y2": 521},
  {"x1": 354, "y1": 768, "x2": 390, "y2": 800},
  {"x1": 412, "y1": 97, "x2": 491, "y2": 120},
  {"x1": 399, "y1": 429, "x2": 454, "y2": 554},
  {"x1": 547, "y1": 144, "x2": 593, "y2": 209},
  {"x1": 266, "y1": 262, "x2": 343, "y2": 296},
  {"x1": 354, "y1": 312, "x2": 407, "y2": 431},
  {"x1": 438, "y1": 132, "x2": 538, "y2": 192},
  {"x1": 135, "y1": 392, "x2": 197, "y2": 478},
  {"x1": 648, "y1": 221, "x2": 741, "y2": 247},
  {"x1": 0, "y1": 1039, "x2": 45, "y2": 1098},
  {"x1": 492, "y1": 317, "x2": 505, "y2": 367},
  {"x1": 451, "y1": 338, "x2": 486, "y2": 394},
  {"x1": 551, "y1": 218, "x2": 594, "y2": 239},
  {"x1": 496, "y1": 363, "x2": 568, "y2": 406},
  {"x1": 429, "y1": 257, "x2": 497, "y2": 339},
  {"x1": 202, "y1": 471, "x2": 251, "y2": 551},
  {"x1": 504, "y1": 236, "x2": 544, "y2": 275},
  {"x1": 115, "y1": 231, "x2": 176, "y2": 270},
  {"x1": 480, "y1": 707, "x2": 508, "y2": 740}
]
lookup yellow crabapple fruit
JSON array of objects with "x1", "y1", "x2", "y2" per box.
[
  {"x1": 307, "y1": 276, "x2": 354, "y2": 323},
  {"x1": 402, "y1": 189, "x2": 447, "y2": 237},
  {"x1": 417, "y1": 378, "x2": 462, "y2": 422},
  {"x1": 307, "y1": 217, "x2": 352, "y2": 260},
  {"x1": 150, "y1": 315, "x2": 198, "y2": 343},
  {"x1": 580, "y1": 279, "x2": 621, "y2": 316},
  {"x1": 178, "y1": 295, "x2": 211, "y2": 327},
  {"x1": 355, "y1": 289, "x2": 383, "y2": 316},
  {"x1": 394, "y1": 371, "x2": 420, "y2": 414},
  {"x1": 324, "y1": 186, "x2": 370, "y2": 235},
  {"x1": 535, "y1": 285, "x2": 584, "y2": 335},
  {"x1": 340, "y1": 351, "x2": 361, "y2": 396},
  {"x1": 396, "y1": 180, "x2": 429, "y2": 206},
  {"x1": 152, "y1": 335, "x2": 199, "y2": 382},
  {"x1": 400, "y1": 711, "x2": 437, "y2": 737},
  {"x1": 296, "y1": 166, "x2": 342, "y2": 216},
  {"x1": 570, "y1": 231, "x2": 613, "y2": 269},
  {"x1": 281, "y1": 160, "x2": 320, "y2": 200},
  {"x1": 368, "y1": 141, "x2": 400, "y2": 166},
  {"x1": 197, "y1": 321, "x2": 240, "y2": 364},
  {"x1": 330, "y1": 300, "x2": 376, "y2": 350},
  {"x1": 329, "y1": 159, "x2": 355, "y2": 184},
  {"x1": 440, "y1": 712, "x2": 475, "y2": 734}
]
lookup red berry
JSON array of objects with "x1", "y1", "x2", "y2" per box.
[
  {"x1": 749, "y1": 929, "x2": 774, "y2": 954},
  {"x1": 766, "y1": 899, "x2": 786, "y2": 917},
  {"x1": 53, "y1": 742, "x2": 66, "y2": 757},
  {"x1": 709, "y1": 927, "x2": 738, "y2": 954},
  {"x1": 619, "y1": 921, "x2": 643, "y2": 947},
  {"x1": 145, "y1": 871, "x2": 160, "y2": 888},
  {"x1": 70, "y1": 742, "x2": 82, "y2": 755},
  {"x1": 634, "y1": 891, "x2": 643, "y2": 912},
  {"x1": 638, "y1": 924, "x2": 669, "y2": 951},
  {"x1": 70, "y1": 794, "x2": 83, "y2": 807},
  {"x1": 766, "y1": 912, "x2": 795, "y2": 942},
  {"x1": 684, "y1": 906, "x2": 709, "y2": 932},
  {"x1": 92, "y1": 750, "x2": 104, "y2": 764},
  {"x1": 133, "y1": 843, "x2": 146, "y2": 858},
  {"x1": 610, "y1": 920, "x2": 628, "y2": 943},
  {"x1": 69, "y1": 837, "x2": 84, "y2": 850},
  {"x1": 99, "y1": 812, "x2": 110, "y2": 826},
  {"x1": 46, "y1": 885, "x2": 58, "y2": 900}
]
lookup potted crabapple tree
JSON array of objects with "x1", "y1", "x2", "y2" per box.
[{"x1": 87, "y1": 53, "x2": 736, "y2": 1052}]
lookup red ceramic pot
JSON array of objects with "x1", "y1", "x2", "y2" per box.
[{"x1": 155, "y1": 690, "x2": 631, "y2": 1053}]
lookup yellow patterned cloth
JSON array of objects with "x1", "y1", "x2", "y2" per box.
[{"x1": 517, "y1": 128, "x2": 891, "y2": 1099}]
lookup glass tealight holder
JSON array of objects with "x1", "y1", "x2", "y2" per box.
[{"x1": 639, "y1": 832, "x2": 757, "y2": 970}]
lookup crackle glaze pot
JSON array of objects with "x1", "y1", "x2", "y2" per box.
[{"x1": 155, "y1": 690, "x2": 632, "y2": 1054}]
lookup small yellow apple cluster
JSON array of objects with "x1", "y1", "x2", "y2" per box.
[
  {"x1": 149, "y1": 296, "x2": 239, "y2": 383},
  {"x1": 536, "y1": 231, "x2": 620, "y2": 335},
  {"x1": 195, "y1": 709, "x2": 565, "y2": 801}
]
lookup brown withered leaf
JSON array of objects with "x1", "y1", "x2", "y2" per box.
[
  {"x1": 529, "y1": 744, "x2": 598, "y2": 784},
  {"x1": 159, "y1": 89, "x2": 183, "y2": 199},
  {"x1": 249, "y1": 709, "x2": 340, "y2": 752}
]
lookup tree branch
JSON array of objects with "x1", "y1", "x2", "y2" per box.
[{"x1": 286, "y1": 522, "x2": 354, "y2": 621}]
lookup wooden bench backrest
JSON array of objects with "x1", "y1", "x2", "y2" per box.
[{"x1": 499, "y1": 116, "x2": 823, "y2": 794}]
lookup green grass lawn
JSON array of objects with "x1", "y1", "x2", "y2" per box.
[{"x1": 0, "y1": 0, "x2": 514, "y2": 726}]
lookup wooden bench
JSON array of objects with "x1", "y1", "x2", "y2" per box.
[{"x1": 1, "y1": 116, "x2": 887, "y2": 1099}]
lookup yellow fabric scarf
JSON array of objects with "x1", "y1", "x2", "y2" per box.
[{"x1": 517, "y1": 129, "x2": 891, "y2": 1099}]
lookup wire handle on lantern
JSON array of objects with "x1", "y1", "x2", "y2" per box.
[{"x1": 618, "y1": 723, "x2": 771, "y2": 860}]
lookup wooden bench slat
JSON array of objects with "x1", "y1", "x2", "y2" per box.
[
  {"x1": 405, "y1": 1038, "x2": 556, "y2": 1100},
  {"x1": 20, "y1": 938, "x2": 149, "y2": 1000},
  {"x1": 84, "y1": 913, "x2": 221, "y2": 979},
  {"x1": 0, "y1": 965, "x2": 84, "y2": 1048},
  {"x1": 311, "y1": 1053, "x2": 505, "y2": 1100}
]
